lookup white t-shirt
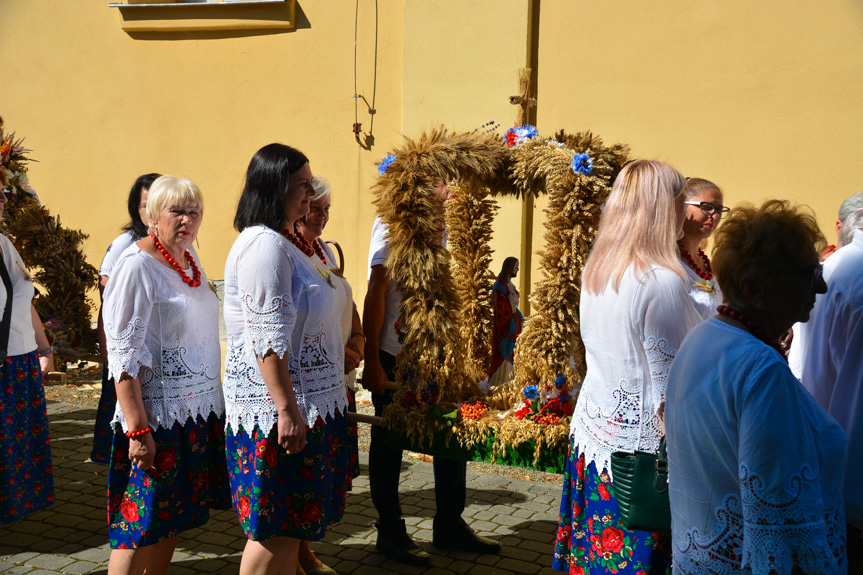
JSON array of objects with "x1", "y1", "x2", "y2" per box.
[
  {"x1": 0, "y1": 234, "x2": 37, "y2": 356},
  {"x1": 571, "y1": 264, "x2": 700, "y2": 476},
  {"x1": 367, "y1": 217, "x2": 403, "y2": 357},
  {"x1": 103, "y1": 246, "x2": 224, "y2": 432},
  {"x1": 668, "y1": 318, "x2": 847, "y2": 574},
  {"x1": 803, "y1": 231, "x2": 863, "y2": 529},
  {"x1": 99, "y1": 230, "x2": 138, "y2": 277},
  {"x1": 223, "y1": 226, "x2": 347, "y2": 436}
]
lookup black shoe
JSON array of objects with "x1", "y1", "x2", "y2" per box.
[
  {"x1": 376, "y1": 531, "x2": 431, "y2": 566},
  {"x1": 433, "y1": 525, "x2": 501, "y2": 554}
]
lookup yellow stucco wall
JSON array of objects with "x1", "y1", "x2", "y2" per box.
[
  {"x1": 3, "y1": 0, "x2": 862, "y2": 318},
  {"x1": 537, "y1": 0, "x2": 863, "y2": 247}
]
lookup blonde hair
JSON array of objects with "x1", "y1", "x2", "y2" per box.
[
  {"x1": 146, "y1": 175, "x2": 204, "y2": 226},
  {"x1": 583, "y1": 160, "x2": 687, "y2": 294},
  {"x1": 684, "y1": 177, "x2": 721, "y2": 199}
]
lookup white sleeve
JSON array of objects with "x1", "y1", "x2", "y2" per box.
[
  {"x1": 633, "y1": 268, "x2": 701, "y2": 413},
  {"x1": 103, "y1": 253, "x2": 155, "y2": 381},
  {"x1": 738, "y1": 363, "x2": 845, "y2": 574},
  {"x1": 237, "y1": 233, "x2": 297, "y2": 360}
]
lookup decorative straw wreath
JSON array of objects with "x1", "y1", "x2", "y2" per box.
[{"x1": 371, "y1": 126, "x2": 629, "y2": 471}]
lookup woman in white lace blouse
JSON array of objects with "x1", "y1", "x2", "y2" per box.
[
  {"x1": 666, "y1": 200, "x2": 846, "y2": 574},
  {"x1": 102, "y1": 175, "x2": 230, "y2": 574},
  {"x1": 553, "y1": 160, "x2": 701, "y2": 574},
  {"x1": 677, "y1": 177, "x2": 726, "y2": 320},
  {"x1": 223, "y1": 144, "x2": 349, "y2": 575}
]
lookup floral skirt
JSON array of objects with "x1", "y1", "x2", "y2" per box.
[
  {"x1": 553, "y1": 436, "x2": 671, "y2": 574},
  {"x1": 0, "y1": 352, "x2": 55, "y2": 523},
  {"x1": 226, "y1": 411, "x2": 349, "y2": 542},
  {"x1": 346, "y1": 387, "x2": 360, "y2": 486},
  {"x1": 90, "y1": 367, "x2": 115, "y2": 464},
  {"x1": 107, "y1": 413, "x2": 232, "y2": 549}
]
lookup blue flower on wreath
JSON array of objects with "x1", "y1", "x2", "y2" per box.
[
  {"x1": 378, "y1": 154, "x2": 396, "y2": 175},
  {"x1": 523, "y1": 384, "x2": 539, "y2": 400},
  {"x1": 504, "y1": 125, "x2": 538, "y2": 147},
  {"x1": 554, "y1": 374, "x2": 567, "y2": 389},
  {"x1": 571, "y1": 153, "x2": 593, "y2": 175}
]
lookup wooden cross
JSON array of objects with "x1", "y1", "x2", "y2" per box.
[{"x1": 510, "y1": 68, "x2": 536, "y2": 126}]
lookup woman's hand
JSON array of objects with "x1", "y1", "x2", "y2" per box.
[
  {"x1": 347, "y1": 333, "x2": 365, "y2": 363},
  {"x1": 38, "y1": 353, "x2": 53, "y2": 379},
  {"x1": 129, "y1": 432, "x2": 156, "y2": 470},
  {"x1": 277, "y1": 407, "x2": 307, "y2": 454},
  {"x1": 344, "y1": 346, "x2": 361, "y2": 374}
]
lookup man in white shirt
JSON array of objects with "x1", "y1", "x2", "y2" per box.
[
  {"x1": 788, "y1": 190, "x2": 863, "y2": 377},
  {"x1": 802, "y1": 224, "x2": 863, "y2": 570},
  {"x1": 362, "y1": 180, "x2": 500, "y2": 565}
]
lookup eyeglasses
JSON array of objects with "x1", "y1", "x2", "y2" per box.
[
  {"x1": 684, "y1": 201, "x2": 730, "y2": 218},
  {"x1": 781, "y1": 263, "x2": 824, "y2": 286}
]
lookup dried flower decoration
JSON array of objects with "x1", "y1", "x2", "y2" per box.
[
  {"x1": 377, "y1": 154, "x2": 396, "y2": 175},
  {"x1": 571, "y1": 152, "x2": 593, "y2": 175}
]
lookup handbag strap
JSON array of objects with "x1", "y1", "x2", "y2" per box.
[
  {"x1": 324, "y1": 240, "x2": 345, "y2": 276},
  {"x1": 653, "y1": 436, "x2": 669, "y2": 493},
  {"x1": 0, "y1": 250, "x2": 13, "y2": 359}
]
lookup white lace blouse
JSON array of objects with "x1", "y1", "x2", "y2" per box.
[
  {"x1": 223, "y1": 227, "x2": 346, "y2": 437},
  {"x1": 571, "y1": 265, "x2": 700, "y2": 476},
  {"x1": 667, "y1": 318, "x2": 847, "y2": 574},
  {"x1": 681, "y1": 260, "x2": 723, "y2": 322},
  {"x1": 318, "y1": 239, "x2": 357, "y2": 390},
  {"x1": 103, "y1": 246, "x2": 224, "y2": 432}
]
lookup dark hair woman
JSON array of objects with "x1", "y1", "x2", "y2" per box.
[
  {"x1": 91, "y1": 173, "x2": 161, "y2": 464},
  {"x1": 667, "y1": 200, "x2": 846, "y2": 573},
  {"x1": 488, "y1": 257, "x2": 523, "y2": 388},
  {"x1": 223, "y1": 144, "x2": 350, "y2": 575}
]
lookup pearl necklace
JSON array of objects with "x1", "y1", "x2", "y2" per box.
[
  {"x1": 716, "y1": 305, "x2": 785, "y2": 360},
  {"x1": 283, "y1": 231, "x2": 326, "y2": 265},
  {"x1": 678, "y1": 241, "x2": 713, "y2": 280},
  {"x1": 151, "y1": 233, "x2": 201, "y2": 287}
]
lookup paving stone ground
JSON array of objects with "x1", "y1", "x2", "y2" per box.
[{"x1": 0, "y1": 401, "x2": 564, "y2": 574}]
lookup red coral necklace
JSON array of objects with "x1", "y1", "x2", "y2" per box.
[
  {"x1": 151, "y1": 233, "x2": 201, "y2": 287},
  {"x1": 283, "y1": 230, "x2": 326, "y2": 265},
  {"x1": 678, "y1": 241, "x2": 713, "y2": 280},
  {"x1": 716, "y1": 304, "x2": 785, "y2": 360}
]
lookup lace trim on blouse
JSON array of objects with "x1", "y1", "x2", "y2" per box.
[
  {"x1": 241, "y1": 292, "x2": 295, "y2": 360},
  {"x1": 570, "y1": 336, "x2": 674, "y2": 477},
  {"x1": 674, "y1": 463, "x2": 846, "y2": 575}
]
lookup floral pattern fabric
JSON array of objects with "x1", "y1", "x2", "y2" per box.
[
  {"x1": 553, "y1": 437, "x2": 670, "y2": 574},
  {"x1": 90, "y1": 367, "x2": 116, "y2": 464},
  {"x1": 107, "y1": 413, "x2": 231, "y2": 549},
  {"x1": 346, "y1": 387, "x2": 360, "y2": 485},
  {"x1": 0, "y1": 352, "x2": 54, "y2": 523},
  {"x1": 226, "y1": 411, "x2": 349, "y2": 541}
]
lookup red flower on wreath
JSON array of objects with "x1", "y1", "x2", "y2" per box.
[
  {"x1": 155, "y1": 448, "x2": 176, "y2": 471},
  {"x1": 505, "y1": 131, "x2": 519, "y2": 146},
  {"x1": 598, "y1": 483, "x2": 610, "y2": 500},
  {"x1": 238, "y1": 495, "x2": 251, "y2": 519},
  {"x1": 601, "y1": 526, "x2": 624, "y2": 554},
  {"x1": 302, "y1": 502, "x2": 322, "y2": 524},
  {"x1": 120, "y1": 499, "x2": 140, "y2": 523}
]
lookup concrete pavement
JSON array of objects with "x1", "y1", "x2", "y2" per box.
[{"x1": 0, "y1": 400, "x2": 564, "y2": 574}]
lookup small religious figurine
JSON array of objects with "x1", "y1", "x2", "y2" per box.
[{"x1": 489, "y1": 257, "x2": 524, "y2": 386}]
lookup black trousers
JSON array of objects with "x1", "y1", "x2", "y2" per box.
[{"x1": 369, "y1": 349, "x2": 467, "y2": 537}]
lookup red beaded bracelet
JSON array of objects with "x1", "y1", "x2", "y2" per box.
[{"x1": 125, "y1": 427, "x2": 152, "y2": 439}]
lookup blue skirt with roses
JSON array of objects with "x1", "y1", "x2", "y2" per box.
[
  {"x1": 552, "y1": 436, "x2": 671, "y2": 574},
  {"x1": 90, "y1": 367, "x2": 116, "y2": 464},
  {"x1": 0, "y1": 352, "x2": 54, "y2": 523},
  {"x1": 226, "y1": 411, "x2": 349, "y2": 541},
  {"x1": 107, "y1": 412, "x2": 232, "y2": 549}
]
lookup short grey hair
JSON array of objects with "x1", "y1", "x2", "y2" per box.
[
  {"x1": 311, "y1": 175, "x2": 331, "y2": 204},
  {"x1": 838, "y1": 208, "x2": 863, "y2": 247},
  {"x1": 838, "y1": 191, "x2": 863, "y2": 223}
]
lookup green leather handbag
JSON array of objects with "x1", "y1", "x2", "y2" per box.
[{"x1": 609, "y1": 437, "x2": 671, "y2": 534}]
